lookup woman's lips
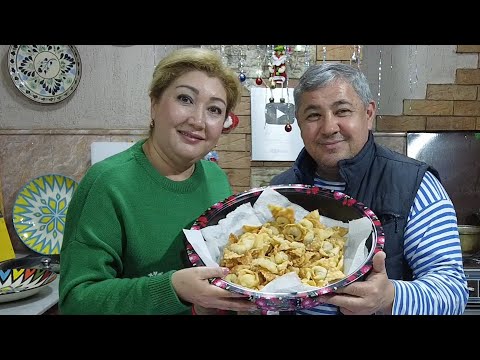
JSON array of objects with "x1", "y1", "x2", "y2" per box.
[{"x1": 178, "y1": 130, "x2": 205, "y2": 143}]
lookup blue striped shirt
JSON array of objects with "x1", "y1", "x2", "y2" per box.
[{"x1": 298, "y1": 171, "x2": 468, "y2": 315}]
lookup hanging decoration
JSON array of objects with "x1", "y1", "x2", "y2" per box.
[
  {"x1": 220, "y1": 45, "x2": 228, "y2": 66},
  {"x1": 348, "y1": 45, "x2": 363, "y2": 69},
  {"x1": 238, "y1": 49, "x2": 246, "y2": 83},
  {"x1": 216, "y1": 45, "x2": 312, "y2": 133},
  {"x1": 408, "y1": 45, "x2": 419, "y2": 101},
  {"x1": 305, "y1": 46, "x2": 311, "y2": 68},
  {"x1": 268, "y1": 45, "x2": 288, "y2": 90},
  {"x1": 377, "y1": 48, "x2": 382, "y2": 113},
  {"x1": 203, "y1": 150, "x2": 219, "y2": 163},
  {"x1": 414, "y1": 46, "x2": 419, "y2": 89},
  {"x1": 357, "y1": 45, "x2": 362, "y2": 68},
  {"x1": 268, "y1": 45, "x2": 291, "y2": 132},
  {"x1": 251, "y1": 45, "x2": 287, "y2": 132},
  {"x1": 254, "y1": 45, "x2": 266, "y2": 86},
  {"x1": 222, "y1": 112, "x2": 240, "y2": 134},
  {"x1": 217, "y1": 45, "x2": 311, "y2": 90}
]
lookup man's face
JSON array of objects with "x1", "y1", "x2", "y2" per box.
[{"x1": 296, "y1": 79, "x2": 376, "y2": 177}]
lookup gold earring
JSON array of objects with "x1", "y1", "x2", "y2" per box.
[{"x1": 150, "y1": 119, "x2": 155, "y2": 129}]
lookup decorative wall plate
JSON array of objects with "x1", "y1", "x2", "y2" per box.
[
  {"x1": 13, "y1": 174, "x2": 79, "y2": 255},
  {"x1": 8, "y1": 45, "x2": 82, "y2": 104},
  {"x1": 0, "y1": 268, "x2": 57, "y2": 303}
]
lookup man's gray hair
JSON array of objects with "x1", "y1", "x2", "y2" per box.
[{"x1": 294, "y1": 63, "x2": 373, "y2": 112}]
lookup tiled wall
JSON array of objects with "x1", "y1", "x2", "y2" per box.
[
  {"x1": 376, "y1": 46, "x2": 480, "y2": 132},
  {"x1": 0, "y1": 130, "x2": 147, "y2": 252}
]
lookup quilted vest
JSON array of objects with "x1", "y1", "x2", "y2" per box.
[{"x1": 270, "y1": 131, "x2": 440, "y2": 280}]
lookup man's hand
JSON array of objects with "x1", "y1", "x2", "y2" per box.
[{"x1": 319, "y1": 251, "x2": 395, "y2": 315}]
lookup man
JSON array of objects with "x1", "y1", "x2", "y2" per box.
[{"x1": 270, "y1": 63, "x2": 468, "y2": 315}]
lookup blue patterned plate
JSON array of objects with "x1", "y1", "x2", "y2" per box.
[
  {"x1": 8, "y1": 45, "x2": 82, "y2": 104},
  {"x1": 12, "y1": 174, "x2": 79, "y2": 255}
]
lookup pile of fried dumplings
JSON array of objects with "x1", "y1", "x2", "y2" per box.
[{"x1": 221, "y1": 204, "x2": 348, "y2": 291}]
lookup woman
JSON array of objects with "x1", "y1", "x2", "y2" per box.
[{"x1": 59, "y1": 47, "x2": 257, "y2": 315}]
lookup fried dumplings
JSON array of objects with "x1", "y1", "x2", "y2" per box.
[{"x1": 220, "y1": 204, "x2": 348, "y2": 291}]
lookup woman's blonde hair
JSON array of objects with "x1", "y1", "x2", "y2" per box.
[{"x1": 149, "y1": 47, "x2": 241, "y2": 118}]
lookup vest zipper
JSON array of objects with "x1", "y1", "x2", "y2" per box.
[{"x1": 380, "y1": 213, "x2": 402, "y2": 234}]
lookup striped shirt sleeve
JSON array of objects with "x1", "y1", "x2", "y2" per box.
[
  {"x1": 391, "y1": 171, "x2": 469, "y2": 314},
  {"x1": 303, "y1": 171, "x2": 468, "y2": 315}
]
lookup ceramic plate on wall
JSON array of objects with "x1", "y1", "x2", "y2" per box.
[
  {"x1": 13, "y1": 174, "x2": 79, "y2": 255},
  {"x1": 0, "y1": 268, "x2": 57, "y2": 303},
  {"x1": 7, "y1": 45, "x2": 82, "y2": 104}
]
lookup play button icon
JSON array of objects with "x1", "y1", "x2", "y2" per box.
[{"x1": 265, "y1": 102, "x2": 296, "y2": 125}]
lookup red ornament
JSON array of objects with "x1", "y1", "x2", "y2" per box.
[
  {"x1": 222, "y1": 112, "x2": 240, "y2": 134},
  {"x1": 285, "y1": 123, "x2": 292, "y2": 132},
  {"x1": 255, "y1": 77, "x2": 263, "y2": 86}
]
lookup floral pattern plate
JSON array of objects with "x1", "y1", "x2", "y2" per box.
[
  {"x1": 8, "y1": 45, "x2": 82, "y2": 104},
  {"x1": 0, "y1": 268, "x2": 57, "y2": 303},
  {"x1": 13, "y1": 174, "x2": 79, "y2": 255}
]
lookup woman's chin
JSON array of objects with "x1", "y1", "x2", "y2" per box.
[{"x1": 178, "y1": 151, "x2": 207, "y2": 165}]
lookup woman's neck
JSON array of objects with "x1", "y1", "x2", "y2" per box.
[{"x1": 143, "y1": 139, "x2": 195, "y2": 181}]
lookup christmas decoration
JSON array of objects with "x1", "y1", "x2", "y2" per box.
[
  {"x1": 268, "y1": 45, "x2": 288, "y2": 88},
  {"x1": 222, "y1": 112, "x2": 240, "y2": 134},
  {"x1": 203, "y1": 150, "x2": 219, "y2": 163}
]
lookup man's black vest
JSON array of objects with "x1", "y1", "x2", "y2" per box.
[{"x1": 270, "y1": 131, "x2": 440, "y2": 280}]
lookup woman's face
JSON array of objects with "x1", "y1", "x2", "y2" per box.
[{"x1": 150, "y1": 70, "x2": 227, "y2": 166}]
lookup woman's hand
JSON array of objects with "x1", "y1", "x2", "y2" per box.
[{"x1": 172, "y1": 266, "x2": 258, "y2": 313}]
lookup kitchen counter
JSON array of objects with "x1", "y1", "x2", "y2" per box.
[{"x1": 0, "y1": 277, "x2": 59, "y2": 315}]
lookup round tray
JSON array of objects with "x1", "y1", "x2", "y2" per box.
[{"x1": 186, "y1": 184, "x2": 385, "y2": 311}]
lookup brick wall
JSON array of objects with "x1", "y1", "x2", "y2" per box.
[
  {"x1": 377, "y1": 45, "x2": 480, "y2": 132},
  {"x1": 214, "y1": 45, "x2": 480, "y2": 193}
]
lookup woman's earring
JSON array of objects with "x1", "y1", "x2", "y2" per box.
[{"x1": 150, "y1": 119, "x2": 155, "y2": 129}]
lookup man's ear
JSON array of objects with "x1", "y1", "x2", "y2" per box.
[{"x1": 366, "y1": 100, "x2": 376, "y2": 130}]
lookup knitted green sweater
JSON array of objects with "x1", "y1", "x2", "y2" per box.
[{"x1": 59, "y1": 139, "x2": 232, "y2": 315}]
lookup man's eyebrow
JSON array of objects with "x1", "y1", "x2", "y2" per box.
[
  {"x1": 333, "y1": 99, "x2": 353, "y2": 106},
  {"x1": 301, "y1": 99, "x2": 353, "y2": 113}
]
